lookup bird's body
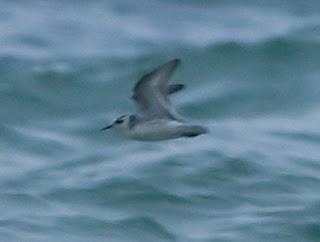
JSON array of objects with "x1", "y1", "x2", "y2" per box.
[
  {"x1": 125, "y1": 118, "x2": 183, "y2": 141},
  {"x1": 101, "y1": 59, "x2": 208, "y2": 141}
]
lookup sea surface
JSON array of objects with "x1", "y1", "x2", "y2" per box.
[{"x1": 1, "y1": 1, "x2": 320, "y2": 241}]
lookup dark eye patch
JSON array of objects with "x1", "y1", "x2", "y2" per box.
[{"x1": 115, "y1": 119, "x2": 124, "y2": 124}]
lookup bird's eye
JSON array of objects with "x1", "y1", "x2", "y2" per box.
[{"x1": 115, "y1": 119, "x2": 124, "y2": 124}]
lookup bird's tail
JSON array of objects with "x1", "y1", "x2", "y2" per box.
[{"x1": 180, "y1": 124, "x2": 209, "y2": 138}]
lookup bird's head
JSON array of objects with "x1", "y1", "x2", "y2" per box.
[{"x1": 101, "y1": 115, "x2": 130, "y2": 132}]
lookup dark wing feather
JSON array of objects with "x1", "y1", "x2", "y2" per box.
[{"x1": 168, "y1": 84, "x2": 185, "y2": 95}]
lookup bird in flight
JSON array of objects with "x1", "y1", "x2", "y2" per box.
[{"x1": 101, "y1": 59, "x2": 208, "y2": 141}]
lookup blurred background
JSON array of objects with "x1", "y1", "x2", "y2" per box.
[{"x1": 1, "y1": 0, "x2": 320, "y2": 241}]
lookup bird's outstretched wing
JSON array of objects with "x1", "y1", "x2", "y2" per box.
[{"x1": 131, "y1": 59, "x2": 184, "y2": 120}]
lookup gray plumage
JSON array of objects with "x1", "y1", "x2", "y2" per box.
[{"x1": 101, "y1": 59, "x2": 208, "y2": 141}]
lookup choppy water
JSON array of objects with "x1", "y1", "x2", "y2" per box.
[{"x1": 1, "y1": 1, "x2": 320, "y2": 241}]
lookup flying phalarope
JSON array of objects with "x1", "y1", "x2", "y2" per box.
[{"x1": 101, "y1": 59, "x2": 209, "y2": 141}]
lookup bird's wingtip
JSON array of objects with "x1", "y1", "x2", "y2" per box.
[{"x1": 173, "y1": 58, "x2": 181, "y2": 64}]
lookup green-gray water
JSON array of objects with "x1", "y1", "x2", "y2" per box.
[{"x1": 1, "y1": 1, "x2": 320, "y2": 241}]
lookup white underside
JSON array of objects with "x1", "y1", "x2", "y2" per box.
[{"x1": 126, "y1": 119, "x2": 183, "y2": 141}]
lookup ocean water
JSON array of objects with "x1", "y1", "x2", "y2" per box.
[{"x1": 1, "y1": 0, "x2": 320, "y2": 241}]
